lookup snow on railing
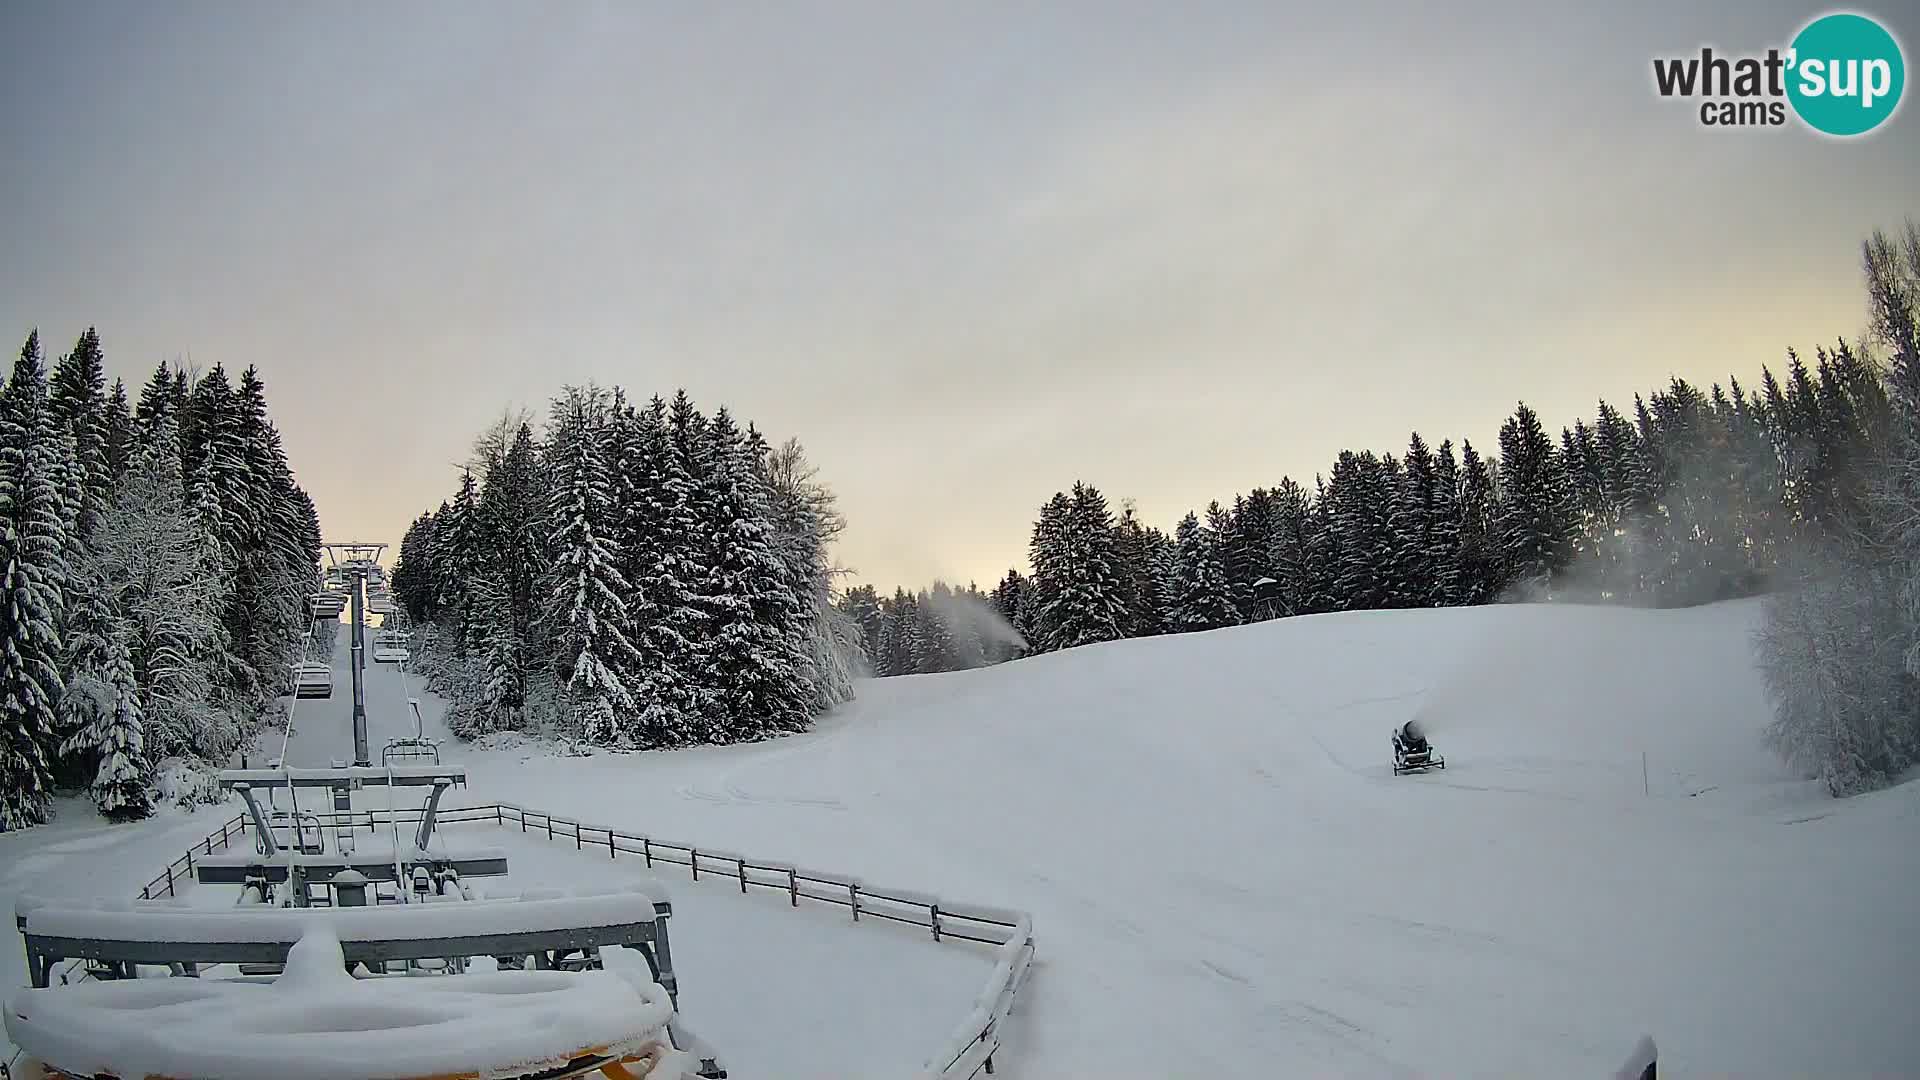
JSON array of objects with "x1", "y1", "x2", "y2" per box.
[
  {"x1": 136, "y1": 815, "x2": 250, "y2": 900},
  {"x1": 132, "y1": 802, "x2": 1034, "y2": 1079}
]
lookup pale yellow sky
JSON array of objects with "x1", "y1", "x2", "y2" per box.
[{"x1": 3, "y1": 2, "x2": 1915, "y2": 589}]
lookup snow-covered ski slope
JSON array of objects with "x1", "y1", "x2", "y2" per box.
[
  {"x1": 429, "y1": 597, "x2": 1919, "y2": 1079},
  {"x1": 7, "y1": 597, "x2": 1919, "y2": 1078}
]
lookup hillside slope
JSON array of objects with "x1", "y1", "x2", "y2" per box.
[{"x1": 435, "y1": 597, "x2": 1919, "y2": 1078}]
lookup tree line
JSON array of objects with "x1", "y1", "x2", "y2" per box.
[
  {"x1": 0, "y1": 330, "x2": 321, "y2": 828},
  {"x1": 850, "y1": 221, "x2": 1920, "y2": 800},
  {"x1": 851, "y1": 365, "x2": 1817, "y2": 673},
  {"x1": 392, "y1": 385, "x2": 862, "y2": 750}
]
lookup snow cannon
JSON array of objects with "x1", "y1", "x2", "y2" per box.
[{"x1": 1391, "y1": 718, "x2": 1444, "y2": 775}]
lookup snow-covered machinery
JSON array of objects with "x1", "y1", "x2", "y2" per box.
[
  {"x1": 6, "y1": 765, "x2": 729, "y2": 1079},
  {"x1": 382, "y1": 698, "x2": 441, "y2": 767},
  {"x1": 1391, "y1": 719, "x2": 1444, "y2": 775}
]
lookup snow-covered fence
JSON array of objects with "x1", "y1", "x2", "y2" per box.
[
  {"x1": 131, "y1": 802, "x2": 1034, "y2": 1079},
  {"x1": 136, "y1": 814, "x2": 250, "y2": 900},
  {"x1": 487, "y1": 803, "x2": 1033, "y2": 1079}
]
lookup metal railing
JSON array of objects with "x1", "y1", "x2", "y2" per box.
[{"x1": 129, "y1": 801, "x2": 1034, "y2": 1079}]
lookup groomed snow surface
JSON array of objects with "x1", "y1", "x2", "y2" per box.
[{"x1": 5, "y1": 597, "x2": 1919, "y2": 1078}]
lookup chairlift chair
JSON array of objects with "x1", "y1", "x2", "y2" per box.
[
  {"x1": 291, "y1": 661, "x2": 333, "y2": 699},
  {"x1": 383, "y1": 698, "x2": 441, "y2": 766}
]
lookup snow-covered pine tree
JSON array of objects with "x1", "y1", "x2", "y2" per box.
[
  {"x1": 435, "y1": 470, "x2": 488, "y2": 656},
  {"x1": 1266, "y1": 478, "x2": 1312, "y2": 617},
  {"x1": 543, "y1": 386, "x2": 639, "y2": 745},
  {"x1": 1225, "y1": 491, "x2": 1277, "y2": 620},
  {"x1": 1045, "y1": 483, "x2": 1130, "y2": 649},
  {"x1": 478, "y1": 421, "x2": 547, "y2": 714},
  {"x1": 393, "y1": 512, "x2": 439, "y2": 622},
  {"x1": 1171, "y1": 511, "x2": 1236, "y2": 630},
  {"x1": 0, "y1": 332, "x2": 70, "y2": 829},
  {"x1": 697, "y1": 408, "x2": 813, "y2": 740},
  {"x1": 1591, "y1": 400, "x2": 1647, "y2": 597},
  {"x1": 879, "y1": 589, "x2": 918, "y2": 677},
  {"x1": 1494, "y1": 402, "x2": 1576, "y2": 598},
  {"x1": 102, "y1": 379, "x2": 136, "y2": 490},
  {"x1": 1427, "y1": 440, "x2": 1465, "y2": 605},
  {"x1": 226, "y1": 367, "x2": 317, "y2": 708},
  {"x1": 1392, "y1": 434, "x2": 1438, "y2": 607},
  {"x1": 627, "y1": 391, "x2": 714, "y2": 746},
  {"x1": 48, "y1": 328, "x2": 112, "y2": 543},
  {"x1": 1110, "y1": 503, "x2": 1162, "y2": 638},
  {"x1": 837, "y1": 584, "x2": 886, "y2": 669},
  {"x1": 1146, "y1": 525, "x2": 1181, "y2": 629},
  {"x1": 1453, "y1": 440, "x2": 1498, "y2": 604},
  {"x1": 134, "y1": 361, "x2": 176, "y2": 431},
  {"x1": 1024, "y1": 492, "x2": 1071, "y2": 652},
  {"x1": 1326, "y1": 451, "x2": 1392, "y2": 609},
  {"x1": 58, "y1": 568, "x2": 151, "y2": 819}
]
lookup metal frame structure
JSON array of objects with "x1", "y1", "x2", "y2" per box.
[
  {"x1": 4, "y1": 538, "x2": 729, "y2": 1080},
  {"x1": 383, "y1": 698, "x2": 441, "y2": 765},
  {"x1": 321, "y1": 541, "x2": 385, "y2": 767}
]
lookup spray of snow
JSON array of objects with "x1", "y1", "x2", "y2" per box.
[{"x1": 925, "y1": 585, "x2": 1028, "y2": 655}]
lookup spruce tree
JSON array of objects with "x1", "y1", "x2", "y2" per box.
[
  {"x1": 1110, "y1": 503, "x2": 1163, "y2": 637},
  {"x1": 58, "y1": 573, "x2": 151, "y2": 820},
  {"x1": 1393, "y1": 434, "x2": 1438, "y2": 606},
  {"x1": 697, "y1": 408, "x2": 812, "y2": 740},
  {"x1": 1457, "y1": 439, "x2": 1498, "y2": 603},
  {"x1": 102, "y1": 379, "x2": 136, "y2": 488},
  {"x1": 1266, "y1": 478, "x2": 1312, "y2": 617},
  {"x1": 0, "y1": 332, "x2": 68, "y2": 829},
  {"x1": 634, "y1": 391, "x2": 714, "y2": 746},
  {"x1": 1171, "y1": 511, "x2": 1236, "y2": 630},
  {"x1": 1047, "y1": 483, "x2": 1129, "y2": 648},
  {"x1": 838, "y1": 584, "x2": 886, "y2": 667},
  {"x1": 543, "y1": 386, "x2": 639, "y2": 744},
  {"x1": 48, "y1": 328, "x2": 111, "y2": 543},
  {"x1": 1024, "y1": 492, "x2": 1071, "y2": 651},
  {"x1": 1428, "y1": 440, "x2": 1464, "y2": 605},
  {"x1": 1494, "y1": 402, "x2": 1576, "y2": 596}
]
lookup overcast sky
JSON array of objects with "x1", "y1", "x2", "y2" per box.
[{"x1": 3, "y1": 1, "x2": 1916, "y2": 589}]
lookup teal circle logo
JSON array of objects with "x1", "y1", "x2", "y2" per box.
[{"x1": 1787, "y1": 13, "x2": 1905, "y2": 136}]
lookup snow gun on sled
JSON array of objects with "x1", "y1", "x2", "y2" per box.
[{"x1": 1391, "y1": 719, "x2": 1444, "y2": 775}]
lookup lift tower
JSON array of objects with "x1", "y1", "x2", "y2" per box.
[{"x1": 322, "y1": 542, "x2": 387, "y2": 768}]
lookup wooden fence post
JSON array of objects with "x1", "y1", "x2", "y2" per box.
[
  {"x1": 737, "y1": 858, "x2": 748, "y2": 894},
  {"x1": 849, "y1": 883, "x2": 860, "y2": 922},
  {"x1": 691, "y1": 850, "x2": 700, "y2": 881},
  {"x1": 787, "y1": 868, "x2": 798, "y2": 907},
  {"x1": 642, "y1": 838, "x2": 652, "y2": 867},
  {"x1": 930, "y1": 903, "x2": 941, "y2": 942}
]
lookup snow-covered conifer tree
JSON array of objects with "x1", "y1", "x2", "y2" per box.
[
  {"x1": 543, "y1": 386, "x2": 638, "y2": 743},
  {"x1": 59, "y1": 572, "x2": 151, "y2": 819},
  {"x1": 0, "y1": 332, "x2": 70, "y2": 828},
  {"x1": 1171, "y1": 511, "x2": 1236, "y2": 630}
]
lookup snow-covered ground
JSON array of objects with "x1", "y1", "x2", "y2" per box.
[{"x1": 8, "y1": 598, "x2": 1920, "y2": 1078}]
